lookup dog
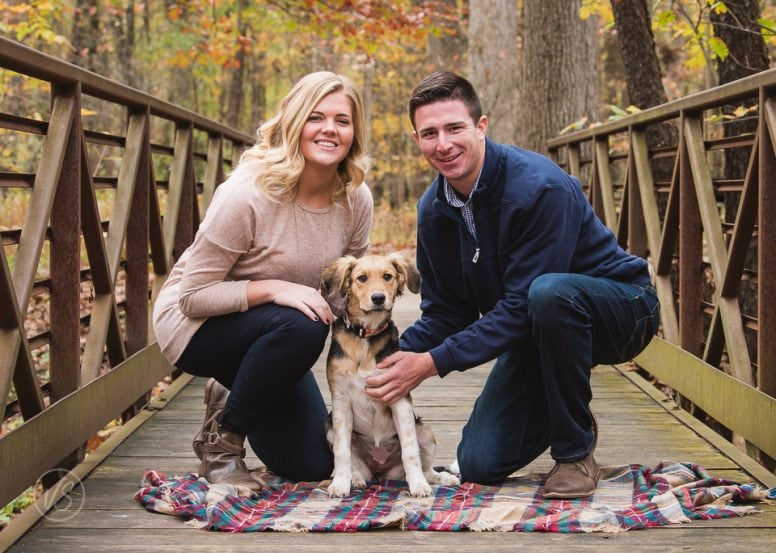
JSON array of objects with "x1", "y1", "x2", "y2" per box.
[{"x1": 320, "y1": 253, "x2": 460, "y2": 497}]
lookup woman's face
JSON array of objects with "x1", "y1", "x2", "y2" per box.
[{"x1": 299, "y1": 90, "x2": 355, "y2": 171}]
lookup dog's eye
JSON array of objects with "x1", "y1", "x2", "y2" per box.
[
  {"x1": 356, "y1": 274, "x2": 368, "y2": 283},
  {"x1": 383, "y1": 273, "x2": 393, "y2": 281}
]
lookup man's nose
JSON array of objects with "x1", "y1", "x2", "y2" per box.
[{"x1": 436, "y1": 131, "x2": 452, "y2": 150}]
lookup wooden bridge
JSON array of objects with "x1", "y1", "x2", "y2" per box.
[{"x1": 1, "y1": 37, "x2": 775, "y2": 551}]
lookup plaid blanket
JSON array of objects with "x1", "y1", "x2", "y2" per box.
[{"x1": 135, "y1": 461, "x2": 773, "y2": 533}]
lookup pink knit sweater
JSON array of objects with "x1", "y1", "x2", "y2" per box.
[{"x1": 152, "y1": 167, "x2": 373, "y2": 363}]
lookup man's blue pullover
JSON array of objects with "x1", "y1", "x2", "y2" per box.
[{"x1": 400, "y1": 138, "x2": 651, "y2": 376}]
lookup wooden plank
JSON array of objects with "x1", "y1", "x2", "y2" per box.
[{"x1": 11, "y1": 527, "x2": 776, "y2": 552}]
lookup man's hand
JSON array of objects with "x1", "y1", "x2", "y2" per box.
[{"x1": 365, "y1": 352, "x2": 438, "y2": 404}]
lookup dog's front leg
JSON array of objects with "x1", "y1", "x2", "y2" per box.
[
  {"x1": 391, "y1": 398, "x2": 433, "y2": 497},
  {"x1": 328, "y1": 391, "x2": 355, "y2": 497}
]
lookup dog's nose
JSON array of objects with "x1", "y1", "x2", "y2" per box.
[{"x1": 371, "y1": 293, "x2": 386, "y2": 306}]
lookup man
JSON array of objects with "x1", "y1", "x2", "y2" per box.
[{"x1": 365, "y1": 71, "x2": 659, "y2": 498}]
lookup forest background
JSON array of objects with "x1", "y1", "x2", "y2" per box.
[{"x1": 1, "y1": 0, "x2": 775, "y2": 250}]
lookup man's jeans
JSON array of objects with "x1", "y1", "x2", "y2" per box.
[
  {"x1": 457, "y1": 273, "x2": 660, "y2": 484},
  {"x1": 176, "y1": 304, "x2": 334, "y2": 481}
]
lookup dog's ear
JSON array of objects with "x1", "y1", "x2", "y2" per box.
[
  {"x1": 389, "y1": 252, "x2": 421, "y2": 295},
  {"x1": 320, "y1": 256, "x2": 356, "y2": 300}
]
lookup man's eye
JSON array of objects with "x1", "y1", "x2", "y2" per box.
[{"x1": 357, "y1": 275, "x2": 368, "y2": 283}]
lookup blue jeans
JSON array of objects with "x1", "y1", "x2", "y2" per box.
[
  {"x1": 176, "y1": 304, "x2": 333, "y2": 481},
  {"x1": 457, "y1": 273, "x2": 659, "y2": 484}
]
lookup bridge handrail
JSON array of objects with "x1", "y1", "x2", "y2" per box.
[
  {"x1": 547, "y1": 68, "x2": 776, "y2": 471},
  {"x1": 0, "y1": 36, "x2": 253, "y2": 509}
]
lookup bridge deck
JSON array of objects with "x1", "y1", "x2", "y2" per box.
[{"x1": 8, "y1": 295, "x2": 776, "y2": 552}]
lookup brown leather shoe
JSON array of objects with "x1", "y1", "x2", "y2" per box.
[
  {"x1": 544, "y1": 414, "x2": 600, "y2": 499},
  {"x1": 199, "y1": 421, "x2": 263, "y2": 493},
  {"x1": 543, "y1": 451, "x2": 600, "y2": 499},
  {"x1": 193, "y1": 378, "x2": 230, "y2": 460}
]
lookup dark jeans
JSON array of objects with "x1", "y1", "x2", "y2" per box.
[
  {"x1": 176, "y1": 304, "x2": 333, "y2": 481},
  {"x1": 457, "y1": 273, "x2": 660, "y2": 484}
]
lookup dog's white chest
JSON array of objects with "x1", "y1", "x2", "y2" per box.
[{"x1": 342, "y1": 374, "x2": 396, "y2": 444}]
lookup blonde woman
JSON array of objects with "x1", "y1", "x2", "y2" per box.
[{"x1": 153, "y1": 72, "x2": 373, "y2": 492}]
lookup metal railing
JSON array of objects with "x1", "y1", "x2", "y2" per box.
[
  {"x1": 547, "y1": 68, "x2": 776, "y2": 469},
  {"x1": 0, "y1": 36, "x2": 253, "y2": 508}
]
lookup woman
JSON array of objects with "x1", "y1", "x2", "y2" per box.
[{"x1": 152, "y1": 71, "x2": 373, "y2": 492}]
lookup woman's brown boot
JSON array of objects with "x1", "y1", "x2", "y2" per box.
[
  {"x1": 192, "y1": 378, "x2": 230, "y2": 460},
  {"x1": 199, "y1": 421, "x2": 263, "y2": 493}
]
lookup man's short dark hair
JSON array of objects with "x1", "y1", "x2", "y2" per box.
[{"x1": 408, "y1": 71, "x2": 483, "y2": 129}]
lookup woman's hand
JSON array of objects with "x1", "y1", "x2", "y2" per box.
[{"x1": 247, "y1": 280, "x2": 334, "y2": 324}]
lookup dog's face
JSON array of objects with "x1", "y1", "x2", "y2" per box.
[{"x1": 321, "y1": 253, "x2": 420, "y2": 315}]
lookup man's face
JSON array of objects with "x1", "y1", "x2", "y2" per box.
[{"x1": 412, "y1": 99, "x2": 488, "y2": 195}]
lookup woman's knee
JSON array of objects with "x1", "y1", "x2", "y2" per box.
[{"x1": 272, "y1": 308, "x2": 330, "y2": 346}]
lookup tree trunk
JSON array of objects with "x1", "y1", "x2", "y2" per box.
[
  {"x1": 469, "y1": 0, "x2": 519, "y2": 144},
  {"x1": 610, "y1": 0, "x2": 678, "y2": 194},
  {"x1": 517, "y1": 0, "x2": 599, "y2": 153},
  {"x1": 710, "y1": 0, "x2": 770, "y2": 220}
]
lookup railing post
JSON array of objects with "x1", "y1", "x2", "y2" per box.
[
  {"x1": 678, "y1": 111, "x2": 704, "y2": 358},
  {"x1": 48, "y1": 82, "x2": 83, "y2": 406},
  {"x1": 760, "y1": 90, "x2": 776, "y2": 398}
]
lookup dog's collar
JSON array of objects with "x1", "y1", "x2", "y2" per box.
[{"x1": 341, "y1": 312, "x2": 390, "y2": 338}]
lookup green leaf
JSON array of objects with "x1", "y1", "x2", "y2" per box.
[
  {"x1": 656, "y1": 10, "x2": 676, "y2": 29},
  {"x1": 709, "y1": 36, "x2": 729, "y2": 60},
  {"x1": 758, "y1": 17, "x2": 776, "y2": 37},
  {"x1": 609, "y1": 105, "x2": 629, "y2": 117}
]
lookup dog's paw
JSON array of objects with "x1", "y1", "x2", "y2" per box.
[
  {"x1": 437, "y1": 471, "x2": 461, "y2": 486},
  {"x1": 351, "y1": 472, "x2": 367, "y2": 490},
  {"x1": 328, "y1": 477, "x2": 352, "y2": 498},
  {"x1": 408, "y1": 479, "x2": 433, "y2": 498}
]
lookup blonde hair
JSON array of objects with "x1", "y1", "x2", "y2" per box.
[{"x1": 238, "y1": 71, "x2": 370, "y2": 200}]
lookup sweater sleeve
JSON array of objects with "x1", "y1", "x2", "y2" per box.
[
  {"x1": 176, "y1": 233, "x2": 250, "y2": 318},
  {"x1": 428, "y1": 183, "x2": 585, "y2": 376},
  {"x1": 176, "y1": 186, "x2": 255, "y2": 318}
]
